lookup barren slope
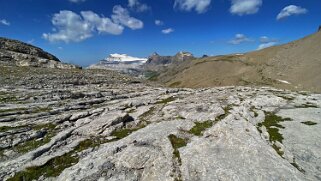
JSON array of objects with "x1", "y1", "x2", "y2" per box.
[{"x1": 161, "y1": 31, "x2": 321, "y2": 92}]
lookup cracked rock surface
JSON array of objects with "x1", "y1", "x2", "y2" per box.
[{"x1": 0, "y1": 67, "x2": 320, "y2": 181}]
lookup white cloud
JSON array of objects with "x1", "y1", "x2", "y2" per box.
[
  {"x1": 259, "y1": 36, "x2": 277, "y2": 43},
  {"x1": 81, "y1": 11, "x2": 124, "y2": 34},
  {"x1": 155, "y1": 20, "x2": 164, "y2": 26},
  {"x1": 112, "y1": 5, "x2": 144, "y2": 30},
  {"x1": 162, "y1": 28, "x2": 174, "y2": 34},
  {"x1": 69, "y1": 0, "x2": 86, "y2": 3},
  {"x1": 229, "y1": 34, "x2": 252, "y2": 45},
  {"x1": 128, "y1": 0, "x2": 150, "y2": 12},
  {"x1": 0, "y1": 19, "x2": 10, "y2": 26},
  {"x1": 43, "y1": 7, "x2": 143, "y2": 43},
  {"x1": 230, "y1": 0, "x2": 262, "y2": 15},
  {"x1": 277, "y1": 5, "x2": 307, "y2": 20},
  {"x1": 257, "y1": 42, "x2": 277, "y2": 50},
  {"x1": 257, "y1": 36, "x2": 278, "y2": 50},
  {"x1": 174, "y1": 0, "x2": 211, "y2": 14},
  {"x1": 43, "y1": 11, "x2": 94, "y2": 43}
]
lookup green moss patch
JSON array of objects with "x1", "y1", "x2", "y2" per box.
[
  {"x1": 257, "y1": 113, "x2": 292, "y2": 143},
  {"x1": 188, "y1": 105, "x2": 231, "y2": 136},
  {"x1": 111, "y1": 127, "x2": 141, "y2": 139},
  {"x1": 295, "y1": 103, "x2": 319, "y2": 108},
  {"x1": 0, "y1": 107, "x2": 27, "y2": 114},
  {"x1": 0, "y1": 95, "x2": 18, "y2": 103},
  {"x1": 145, "y1": 71, "x2": 160, "y2": 81},
  {"x1": 215, "y1": 105, "x2": 232, "y2": 122},
  {"x1": 14, "y1": 123, "x2": 57, "y2": 153},
  {"x1": 8, "y1": 137, "x2": 114, "y2": 181},
  {"x1": 0, "y1": 125, "x2": 27, "y2": 132},
  {"x1": 138, "y1": 107, "x2": 156, "y2": 123},
  {"x1": 301, "y1": 121, "x2": 317, "y2": 126},
  {"x1": 156, "y1": 97, "x2": 176, "y2": 104},
  {"x1": 188, "y1": 121, "x2": 213, "y2": 136},
  {"x1": 168, "y1": 134, "x2": 187, "y2": 165},
  {"x1": 169, "y1": 81, "x2": 182, "y2": 87}
]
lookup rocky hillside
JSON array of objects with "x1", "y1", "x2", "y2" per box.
[
  {"x1": 0, "y1": 66, "x2": 320, "y2": 180},
  {"x1": 156, "y1": 30, "x2": 321, "y2": 92},
  {"x1": 0, "y1": 37, "x2": 79, "y2": 69}
]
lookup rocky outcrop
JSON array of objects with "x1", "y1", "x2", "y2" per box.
[
  {"x1": 146, "y1": 52, "x2": 194, "y2": 65},
  {"x1": 0, "y1": 66, "x2": 320, "y2": 181},
  {"x1": 318, "y1": 25, "x2": 321, "y2": 32},
  {"x1": 0, "y1": 37, "x2": 80, "y2": 69}
]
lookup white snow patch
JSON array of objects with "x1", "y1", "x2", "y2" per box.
[
  {"x1": 106, "y1": 53, "x2": 147, "y2": 62},
  {"x1": 277, "y1": 79, "x2": 291, "y2": 85}
]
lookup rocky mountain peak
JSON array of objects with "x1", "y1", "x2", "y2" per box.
[
  {"x1": 151, "y1": 52, "x2": 159, "y2": 57},
  {"x1": 174, "y1": 51, "x2": 194, "y2": 61},
  {"x1": 318, "y1": 25, "x2": 321, "y2": 32}
]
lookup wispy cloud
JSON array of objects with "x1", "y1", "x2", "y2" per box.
[
  {"x1": 277, "y1": 5, "x2": 307, "y2": 20},
  {"x1": 43, "y1": 6, "x2": 143, "y2": 43},
  {"x1": 0, "y1": 19, "x2": 10, "y2": 26},
  {"x1": 257, "y1": 42, "x2": 277, "y2": 50},
  {"x1": 162, "y1": 28, "x2": 174, "y2": 34},
  {"x1": 112, "y1": 5, "x2": 144, "y2": 30},
  {"x1": 257, "y1": 36, "x2": 278, "y2": 50},
  {"x1": 229, "y1": 34, "x2": 252, "y2": 45},
  {"x1": 174, "y1": 0, "x2": 211, "y2": 14},
  {"x1": 69, "y1": 0, "x2": 86, "y2": 3},
  {"x1": 155, "y1": 20, "x2": 164, "y2": 26},
  {"x1": 230, "y1": 0, "x2": 262, "y2": 15},
  {"x1": 128, "y1": 0, "x2": 150, "y2": 12}
]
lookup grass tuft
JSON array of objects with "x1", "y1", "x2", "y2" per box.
[
  {"x1": 169, "y1": 81, "x2": 182, "y2": 87},
  {"x1": 301, "y1": 121, "x2": 317, "y2": 126},
  {"x1": 188, "y1": 121, "x2": 213, "y2": 136},
  {"x1": 8, "y1": 137, "x2": 115, "y2": 181},
  {"x1": 168, "y1": 134, "x2": 187, "y2": 165},
  {"x1": 156, "y1": 97, "x2": 176, "y2": 104}
]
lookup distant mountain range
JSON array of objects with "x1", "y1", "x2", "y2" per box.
[{"x1": 88, "y1": 52, "x2": 195, "y2": 76}]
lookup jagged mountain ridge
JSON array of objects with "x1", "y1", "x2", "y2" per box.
[{"x1": 145, "y1": 51, "x2": 194, "y2": 65}]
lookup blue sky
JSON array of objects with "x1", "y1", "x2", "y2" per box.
[{"x1": 0, "y1": 0, "x2": 320, "y2": 66}]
